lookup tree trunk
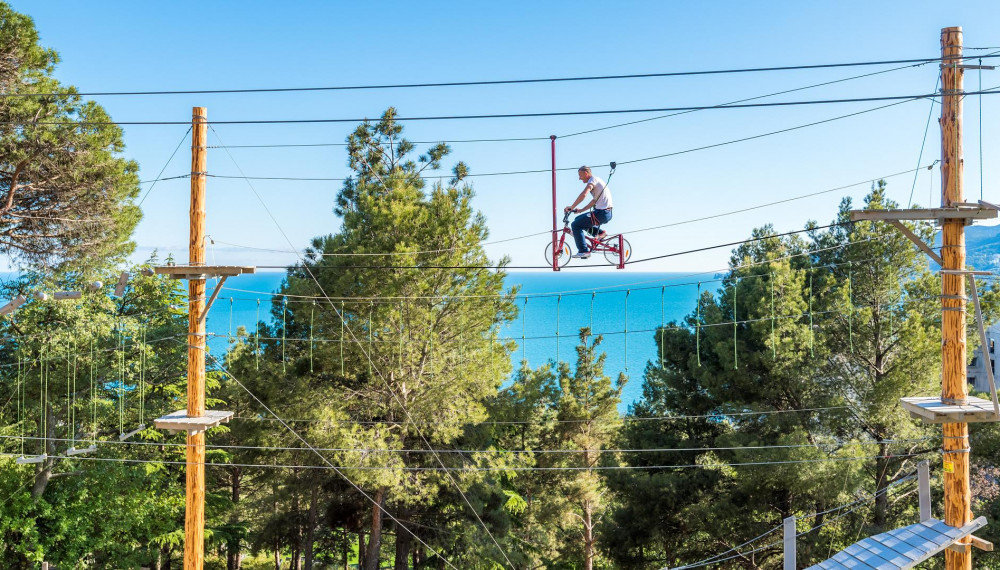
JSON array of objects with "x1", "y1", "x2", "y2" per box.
[
  {"x1": 363, "y1": 487, "x2": 387, "y2": 570},
  {"x1": 583, "y1": 500, "x2": 595, "y2": 570},
  {"x1": 395, "y1": 514, "x2": 413, "y2": 570},
  {"x1": 274, "y1": 538, "x2": 282, "y2": 569},
  {"x1": 359, "y1": 532, "x2": 366, "y2": 569},
  {"x1": 874, "y1": 443, "x2": 890, "y2": 530},
  {"x1": 227, "y1": 466, "x2": 243, "y2": 570},
  {"x1": 304, "y1": 484, "x2": 320, "y2": 570}
]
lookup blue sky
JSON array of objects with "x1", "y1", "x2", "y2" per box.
[{"x1": 15, "y1": 0, "x2": 1000, "y2": 272}]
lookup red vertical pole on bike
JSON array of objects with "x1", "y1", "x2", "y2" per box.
[
  {"x1": 550, "y1": 135, "x2": 559, "y2": 272},
  {"x1": 617, "y1": 234, "x2": 625, "y2": 270}
]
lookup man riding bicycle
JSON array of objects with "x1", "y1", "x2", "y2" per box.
[{"x1": 563, "y1": 165, "x2": 613, "y2": 259}]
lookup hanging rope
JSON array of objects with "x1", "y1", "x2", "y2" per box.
[
  {"x1": 732, "y1": 279, "x2": 738, "y2": 370},
  {"x1": 398, "y1": 301, "x2": 404, "y2": 375},
  {"x1": 770, "y1": 275, "x2": 776, "y2": 359},
  {"x1": 229, "y1": 297, "x2": 234, "y2": 338},
  {"x1": 368, "y1": 301, "x2": 374, "y2": 377},
  {"x1": 809, "y1": 270, "x2": 815, "y2": 357},
  {"x1": 696, "y1": 282, "x2": 702, "y2": 367},
  {"x1": 521, "y1": 297, "x2": 527, "y2": 363},
  {"x1": 66, "y1": 350, "x2": 71, "y2": 446},
  {"x1": 140, "y1": 326, "x2": 146, "y2": 427},
  {"x1": 90, "y1": 338, "x2": 96, "y2": 443},
  {"x1": 309, "y1": 301, "x2": 315, "y2": 373},
  {"x1": 660, "y1": 286, "x2": 665, "y2": 367},
  {"x1": 589, "y1": 292, "x2": 595, "y2": 343},
  {"x1": 340, "y1": 300, "x2": 345, "y2": 376},
  {"x1": 624, "y1": 290, "x2": 630, "y2": 373},
  {"x1": 119, "y1": 325, "x2": 125, "y2": 435},
  {"x1": 848, "y1": 264, "x2": 854, "y2": 354},
  {"x1": 980, "y1": 59, "x2": 985, "y2": 200},
  {"x1": 255, "y1": 299, "x2": 261, "y2": 370},
  {"x1": 281, "y1": 297, "x2": 287, "y2": 373},
  {"x1": 17, "y1": 346, "x2": 24, "y2": 457},
  {"x1": 556, "y1": 295, "x2": 561, "y2": 362}
]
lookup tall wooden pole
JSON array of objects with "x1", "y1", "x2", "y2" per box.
[
  {"x1": 939, "y1": 27, "x2": 971, "y2": 570},
  {"x1": 186, "y1": 106, "x2": 208, "y2": 569}
]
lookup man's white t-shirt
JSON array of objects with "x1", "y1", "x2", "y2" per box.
[{"x1": 588, "y1": 176, "x2": 613, "y2": 210}]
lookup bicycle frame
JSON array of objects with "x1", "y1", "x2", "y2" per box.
[{"x1": 550, "y1": 212, "x2": 627, "y2": 270}]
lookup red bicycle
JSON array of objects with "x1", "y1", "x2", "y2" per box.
[{"x1": 545, "y1": 211, "x2": 632, "y2": 269}]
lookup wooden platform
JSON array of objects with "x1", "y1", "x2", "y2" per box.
[
  {"x1": 850, "y1": 207, "x2": 997, "y2": 223},
  {"x1": 900, "y1": 396, "x2": 1000, "y2": 423},
  {"x1": 153, "y1": 410, "x2": 234, "y2": 434},
  {"x1": 153, "y1": 265, "x2": 255, "y2": 279},
  {"x1": 807, "y1": 517, "x2": 986, "y2": 569}
]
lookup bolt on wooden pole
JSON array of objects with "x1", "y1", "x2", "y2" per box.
[
  {"x1": 186, "y1": 106, "x2": 208, "y2": 569},
  {"x1": 939, "y1": 27, "x2": 972, "y2": 570}
]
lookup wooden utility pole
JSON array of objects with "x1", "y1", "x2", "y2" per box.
[
  {"x1": 940, "y1": 27, "x2": 971, "y2": 570},
  {"x1": 186, "y1": 106, "x2": 208, "y2": 569}
]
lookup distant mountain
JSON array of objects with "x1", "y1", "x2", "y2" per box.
[
  {"x1": 929, "y1": 224, "x2": 1000, "y2": 272},
  {"x1": 966, "y1": 225, "x2": 1000, "y2": 272}
]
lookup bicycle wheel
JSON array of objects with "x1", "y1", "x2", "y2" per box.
[
  {"x1": 544, "y1": 240, "x2": 573, "y2": 268},
  {"x1": 603, "y1": 236, "x2": 632, "y2": 265}
]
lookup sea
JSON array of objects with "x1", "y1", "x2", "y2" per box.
[{"x1": 203, "y1": 271, "x2": 706, "y2": 407}]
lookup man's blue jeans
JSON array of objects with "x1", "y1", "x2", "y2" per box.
[{"x1": 571, "y1": 209, "x2": 612, "y2": 253}]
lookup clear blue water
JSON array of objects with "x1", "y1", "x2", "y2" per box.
[{"x1": 204, "y1": 272, "x2": 704, "y2": 406}]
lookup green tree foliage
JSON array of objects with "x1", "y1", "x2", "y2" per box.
[
  {"x1": 0, "y1": 261, "x2": 198, "y2": 567},
  {"x1": 0, "y1": 2, "x2": 140, "y2": 269},
  {"x1": 606, "y1": 183, "x2": 996, "y2": 568},
  {"x1": 221, "y1": 108, "x2": 518, "y2": 568},
  {"x1": 488, "y1": 330, "x2": 623, "y2": 569}
]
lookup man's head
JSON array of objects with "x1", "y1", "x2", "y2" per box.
[{"x1": 577, "y1": 166, "x2": 592, "y2": 182}]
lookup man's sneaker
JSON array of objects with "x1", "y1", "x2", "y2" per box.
[{"x1": 572, "y1": 252, "x2": 591, "y2": 259}]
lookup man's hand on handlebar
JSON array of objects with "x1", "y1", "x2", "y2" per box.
[{"x1": 563, "y1": 206, "x2": 574, "y2": 213}]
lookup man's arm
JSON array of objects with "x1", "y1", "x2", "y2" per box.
[{"x1": 564, "y1": 184, "x2": 594, "y2": 212}]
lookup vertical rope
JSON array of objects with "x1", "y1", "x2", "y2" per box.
[
  {"x1": 90, "y1": 338, "x2": 96, "y2": 442},
  {"x1": 848, "y1": 265, "x2": 854, "y2": 354},
  {"x1": 589, "y1": 292, "x2": 595, "y2": 343},
  {"x1": 660, "y1": 286, "x2": 665, "y2": 367},
  {"x1": 17, "y1": 347, "x2": 23, "y2": 456},
  {"x1": 908, "y1": 76, "x2": 940, "y2": 207},
  {"x1": 624, "y1": 290, "x2": 630, "y2": 373},
  {"x1": 809, "y1": 270, "x2": 814, "y2": 357},
  {"x1": 521, "y1": 297, "x2": 527, "y2": 363},
  {"x1": 255, "y1": 299, "x2": 261, "y2": 370},
  {"x1": 39, "y1": 345, "x2": 45, "y2": 452},
  {"x1": 770, "y1": 275, "x2": 776, "y2": 359},
  {"x1": 66, "y1": 351, "x2": 71, "y2": 444},
  {"x1": 732, "y1": 279, "x2": 738, "y2": 370},
  {"x1": 398, "y1": 301, "x2": 404, "y2": 376},
  {"x1": 281, "y1": 297, "x2": 287, "y2": 373},
  {"x1": 340, "y1": 300, "x2": 345, "y2": 376},
  {"x1": 556, "y1": 295, "x2": 561, "y2": 362},
  {"x1": 368, "y1": 301, "x2": 374, "y2": 376},
  {"x1": 309, "y1": 301, "x2": 315, "y2": 373},
  {"x1": 119, "y1": 326, "x2": 124, "y2": 434},
  {"x1": 696, "y1": 282, "x2": 702, "y2": 367},
  {"x1": 140, "y1": 326, "x2": 146, "y2": 427},
  {"x1": 229, "y1": 297, "x2": 234, "y2": 338}
]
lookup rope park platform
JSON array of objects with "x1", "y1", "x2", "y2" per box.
[{"x1": 806, "y1": 517, "x2": 987, "y2": 569}]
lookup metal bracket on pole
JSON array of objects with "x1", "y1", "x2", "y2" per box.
[
  {"x1": 200, "y1": 276, "x2": 228, "y2": 325},
  {"x1": 918, "y1": 460, "x2": 932, "y2": 522},
  {"x1": 783, "y1": 516, "x2": 796, "y2": 570},
  {"x1": 967, "y1": 273, "x2": 1000, "y2": 416},
  {"x1": 886, "y1": 220, "x2": 943, "y2": 265}
]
